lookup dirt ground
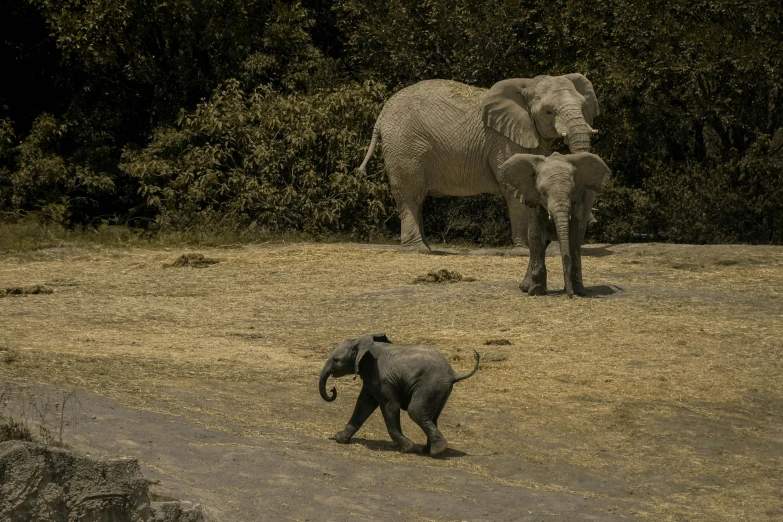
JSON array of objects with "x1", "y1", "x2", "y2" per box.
[{"x1": 1, "y1": 241, "x2": 781, "y2": 521}]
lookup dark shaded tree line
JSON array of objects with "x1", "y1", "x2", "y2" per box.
[{"x1": 1, "y1": 0, "x2": 781, "y2": 243}]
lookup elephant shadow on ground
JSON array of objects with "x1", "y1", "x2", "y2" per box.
[
  {"x1": 545, "y1": 284, "x2": 623, "y2": 298},
  {"x1": 581, "y1": 245, "x2": 615, "y2": 257},
  {"x1": 428, "y1": 249, "x2": 460, "y2": 256},
  {"x1": 344, "y1": 437, "x2": 469, "y2": 459}
]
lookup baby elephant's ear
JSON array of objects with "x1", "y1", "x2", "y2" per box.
[
  {"x1": 497, "y1": 154, "x2": 546, "y2": 207},
  {"x1": 564, "y1": 152, "x2": 611, "y2": 193},
  {"x1": 354, "y1": 335, "x2": 376, "y2": 374},
  {"x1": 371, "y1": 333, "x2": 391, "y2": 344}
]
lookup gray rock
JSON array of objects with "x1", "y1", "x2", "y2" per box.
[
  {"x1": 0, "y1": 440, "x2": 150, "y2": 521},
  {"x1": 151, "y1": 501, "x2": 215, "y2": 522},
  {"x1": 0, "y1": 441, "x2": 215, "y2": 522}
]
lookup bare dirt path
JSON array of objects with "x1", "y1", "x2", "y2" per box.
[
  {"x1": 1, "y1": 241, "x2": 782, "y2": 521},
  {"x1": 2, "y1": 383, "x2": 634, "y2": 521}
]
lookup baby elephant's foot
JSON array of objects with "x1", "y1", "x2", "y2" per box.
[
  {"x1": 334, "y1": 430, "x2": 352, "y2": 444},
  {"x1": 430, "y1": 439, "x2": 448, "y2": 456},
  {"x1": 527, "y1": 283, "x2": 548, "y2": 296},
  {"x1": 519, "y1": 276, "x2": 532, "y2": 292},
  {"x1": 397, "y1": 437, "x2": 415, "y2": 453},
  {"x1": 573, "y1": 282, "x2": 587, "y2": 297},
  {"x1": 425, "y1": 438, "x2": 448, "y2": 456}
]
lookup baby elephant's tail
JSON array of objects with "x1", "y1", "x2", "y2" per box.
[{"x1": 453, "y1": 351, "x2": 480, "y2": 383}]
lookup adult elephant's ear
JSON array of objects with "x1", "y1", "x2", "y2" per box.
[
  {"x1": 565, "y1": 153, "x2": 611, "y2": 193},
  {"x1": 481, "y1": 79, "x2": 538, "y2": 149},
  {"x1": 354, "y1": 335, "x2": 377, "y2": 374},
  {"x1": 497, "y1": 154, "x2": 546, "y2": 207},
  {"x1": 562, "y1": 73, "x2": 600, "y2": 126}
]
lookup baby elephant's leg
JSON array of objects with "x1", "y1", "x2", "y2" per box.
[
  {"x1": 335, "y1": 387, "x2": 378, "y2": 443},
  {"x1": 408, "y1": 390, "x2": 450, "y2": 456},
  {"x1": 379, "y1": 399, "x2": 415, "y2": 453}
]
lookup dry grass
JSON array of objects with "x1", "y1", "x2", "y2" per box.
[{"x1": 1, "y1": 241, "x2": 782, "y2": 520}]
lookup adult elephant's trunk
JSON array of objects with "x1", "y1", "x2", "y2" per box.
[
  {"x1": 319, "y1": 360, "x2": 337, "y2": 402},
  {"x1": 559, "y1": 104, "x2": 592, "y2": 153},
  {"x1": 548, "y1": 199, "x2": 574, "y2": 298}
]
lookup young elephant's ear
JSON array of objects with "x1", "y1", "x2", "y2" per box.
[
  {"x1": 354, "y1": 335, "x2": 377, "y2": 374},
  {"x1": 497, "y1": 154, "x2": 546, "y2": 207},
  {"x1": 562, "y1": 73, "x2": 600, "y2": 125},
  {"x1": 564, "y1": 153, "x2": 611, "y2": 193},
  {"x1": 371, "y1": 333, "x2": 391, "y2": 344},
  {"x1": 481, "y1": 78, "x2": 538, "y2": 149}
]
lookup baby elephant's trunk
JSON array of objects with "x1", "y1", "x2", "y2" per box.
[
  {"x1": 319, "y1": 360, "x2": 337, "y2": 402},
  {"x1": 452, "y1": 351, "x2": 480, "y2": 383}
]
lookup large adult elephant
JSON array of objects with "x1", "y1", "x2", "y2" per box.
[{"x1": 356, "y1": 74, "x2": 600, "y2": 253}]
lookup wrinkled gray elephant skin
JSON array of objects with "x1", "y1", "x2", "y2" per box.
[
  {"x1": 356, "y1": 75, "x2": 600, "y2": 252},
  {"x1": 500, "y1": 152, "x2": 611, "y2": 297},
  {"x1": 319, "y1": 334, "x2": 480, "y2": 456}
]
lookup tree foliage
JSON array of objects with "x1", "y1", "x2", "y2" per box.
[
  {"x1": 1, "y1": 0, "x2": 781, "y2": 243},
  {"x1": 121, "y1": 79, "x2": 391, "y2": 235}
]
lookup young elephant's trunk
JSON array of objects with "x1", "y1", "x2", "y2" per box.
[
  {"x1": 319, "y1": 360, "x2": 337, "y2": 402},
  {"x1": 549, "y1": 200, "x2": 574, "y2": 298}
]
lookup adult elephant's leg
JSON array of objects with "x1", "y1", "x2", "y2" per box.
[
  {"x1": 379, "y1": 399, "x2": 415, "y2": 452},
  {"x1": 389, "y1": 160, "x2": 430, "y2": 253},
  {"x1": 505, "y1": 194, "x2": 530, "y2": 253},
  {"x1": 398, "y1": 197, "x2": 430, "y2": 253},
  {"x1": 334, "y1": 387, "x2": 378, "y2": 443}
]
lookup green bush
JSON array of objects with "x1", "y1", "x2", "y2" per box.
[
  {"x1": 0, "y1": 415, "x2": 36, "y2": 443},
  {"x1": 121, "y1": 80, "x2": 393, "y2": 238},
  {"x1": 423, "y1": 195, "x2": 512, "y2": 247},
  {"x1": 589, "y1": 182, "x2": 658, "y2": 243},
  {"x1": 649, "y1": 140, "x2": 783, "y2": 244},
  {"x1": 0, "y1": 115, "x2": 115, "y2": 224}
]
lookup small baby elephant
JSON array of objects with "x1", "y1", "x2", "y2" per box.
[{"x1": 319, "y1": 333, "x2": 480, "y2": 456}]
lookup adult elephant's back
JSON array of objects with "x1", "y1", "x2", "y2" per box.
[{"x1": 377, "y1": 80, "x2": 501, "y2": 199}]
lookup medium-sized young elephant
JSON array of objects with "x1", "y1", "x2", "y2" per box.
[
  {"x1": 319, "y1": 334, "x2": 480, "y2": 456},
  {"x1": 497, "y1": 152, "x2": 611, "y2": 297}
]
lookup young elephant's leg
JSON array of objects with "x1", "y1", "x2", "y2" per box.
[
  {"x1": 409, "y1": 389, "x2": 451, "y2": 456},
  {"x1": 521, "y1": 240, "x2": 551, "y2": 292},
  {"x1": 335, "y1": 387, "x2": 378, "y2": 444},
  {"x1": 378, "y1": 399, "x2": 415, "y2": 453},
  {"x1": 525, "y1": 206, "x2": 550, "y2": 296}
]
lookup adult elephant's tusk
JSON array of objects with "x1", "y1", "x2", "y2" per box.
[
  {"x1": 560, "y1": 132, "x2": 567, "y2": 138},
  {"x1": 591, "y1": 129, "x2": 599, "y2": 134}
]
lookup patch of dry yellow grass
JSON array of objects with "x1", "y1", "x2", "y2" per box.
[{"x1": 1, "y1": 241, "x2": 782, "y2": 521}]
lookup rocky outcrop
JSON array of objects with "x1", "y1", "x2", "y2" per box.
[
  {"x1": 0, "y1": 441, "x2": 214, "y2": 522},
  {"x1": 151, "y1": 501, "x2": 212, "y2": 522}
]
